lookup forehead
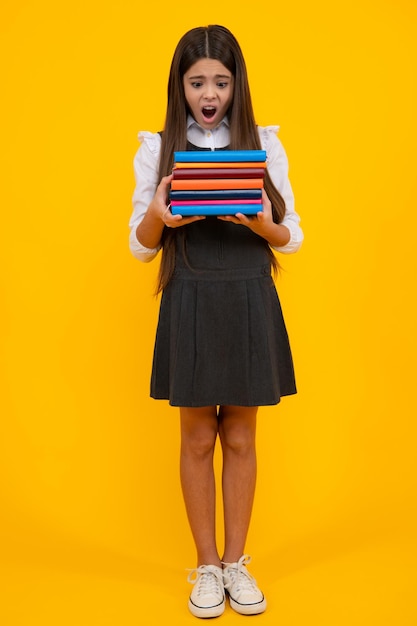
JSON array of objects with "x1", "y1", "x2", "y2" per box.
[{"x1": 184, "y1": 58, "x2": 232, "y2": 78}]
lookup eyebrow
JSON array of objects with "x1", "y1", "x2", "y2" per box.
[{"x1": 187, "y1": 74, "x2": 232, "y2": 80}]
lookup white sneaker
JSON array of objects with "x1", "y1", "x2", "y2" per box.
[
  {"x1": 223, "y1": 555, "x2": 267, "y2": 615},
  {"x1": 187, "y1": 564, "x2": 226, "y2": 618}
]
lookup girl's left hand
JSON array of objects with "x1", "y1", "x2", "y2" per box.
[{"x1": 217, "y1": 189, "x2": 274, "y2": 238}]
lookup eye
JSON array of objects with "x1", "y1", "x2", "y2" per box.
[
  {"x1": 217, "y1": 82, "x2": 229, "y2": 88},
  {"x1": 191, "y1": 82, "x2": 203, "y2": 88}
]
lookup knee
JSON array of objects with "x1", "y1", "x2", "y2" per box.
[
  {"x1": 220, "y1": 425, "x2": 255, "y2": 457},
  {"x1": 181, "y1": 427, "x2": 218, "y2": 459}
]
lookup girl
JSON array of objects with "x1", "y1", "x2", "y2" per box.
[{"x1": 129, "y1": 25, "x2": 303, "y2": 619}]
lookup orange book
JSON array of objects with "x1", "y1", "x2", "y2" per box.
[{"x1": 171, "y1": 178, "x2": 264, "y2": 190}]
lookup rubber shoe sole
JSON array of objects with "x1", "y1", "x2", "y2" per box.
[
  {"x1": 228, "y1": 591, "x2": 267, "y2": 615},
  {"x1": 188, "y1": 596, "x2": 226, "y2": 619}
]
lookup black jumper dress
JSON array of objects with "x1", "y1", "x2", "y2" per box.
[{"x1": 150, "y1": 143, "x2": 297, "y2": 407}]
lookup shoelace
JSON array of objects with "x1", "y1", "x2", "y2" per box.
[
  {"x1": 223, "y1": 555, "x2": 260, "y2": 598},
  {"x1": 187, "y1": 566, "x2": 223, "y2": 597}
]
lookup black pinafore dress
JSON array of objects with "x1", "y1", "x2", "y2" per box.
[{"x1": 150, "y1": 143, "x2": 297, "y2": 407}]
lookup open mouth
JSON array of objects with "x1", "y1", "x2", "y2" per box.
[{"x1": 202, "y1": 106, "x2": 217, "y2": 120}]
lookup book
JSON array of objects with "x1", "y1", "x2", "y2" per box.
[
  {"x1": 173, "y1": 150, "x2": 267, "y2": 163},
  {"x1": 169, "y1": 189, "x2": 263, "y2": 201},
  {"x1": 172, "y1": 167, "x2": 266, "y2": 179},
  {"x1": 171, "y1": 178, "x2": 264, "y2": 190},
  {"x1": 169, "y1": 149, "x2": 266, "y2": 215},
  {"x1": 171, "y1": 204, "x2": 263, "y2": 216},
  {"x1": 170, "y1": 199, "x2": 262, "y2": 206}
]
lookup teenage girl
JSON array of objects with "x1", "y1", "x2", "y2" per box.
[{"x1": 129, "y1": 25, "x2": 303, "y2": 619}]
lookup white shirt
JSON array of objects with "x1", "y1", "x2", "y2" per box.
[{"x1": 129, "y1": 117, "x2": 303, "y2": 262}]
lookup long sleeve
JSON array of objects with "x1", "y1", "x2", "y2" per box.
[
  {"x1": 129, "y1": 131, "x2": 162, "y2": 262},
  {"x1": 258, "y1": 126, "x2": 304, "y2": 254}
]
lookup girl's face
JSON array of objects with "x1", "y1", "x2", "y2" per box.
[{"x1": 183, "y1": 58, "x2": 234, "y2": 130}]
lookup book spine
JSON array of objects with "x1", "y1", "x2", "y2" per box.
[
  {"x1": 173, "y1": 150, "x2": 267, "y2": 163},
  {"x1": 171, "y1": 204, "x2": 263, "y2": 216},
  {"x1": 171, "y1": 179, "x2": 264, "y2": 190},
  {"x1": 171, "y1": 199, "x2": 262, "y2": 206},
  {"x1": 172, "y1": 168, "x2": 266, "y2": 179},
  {"x1": 169, "y1": 189, "x2": 263, "y2": 200}
]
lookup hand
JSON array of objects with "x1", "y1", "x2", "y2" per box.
[
  {"x1": 217, "y1": 189, "x2": 274, "y2": 238},
  {"x1": 155, "y1": 175, "x2": 206, "y2": 228}
]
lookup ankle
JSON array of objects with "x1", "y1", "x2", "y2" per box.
[
  {"x1": 197, "y1": 554, "x2": 222, "y2": 568},
  {"x1": 222, "y1": 553, "x2": 243, "y2": 565}
]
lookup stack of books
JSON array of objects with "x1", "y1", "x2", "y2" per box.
[{"x1": 169, "y1": 150, "x2": 267, "y2": 216}]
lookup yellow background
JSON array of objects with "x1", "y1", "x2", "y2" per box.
[{"x1": 1, "y1": 1, "x2": 416, "y2": 624}]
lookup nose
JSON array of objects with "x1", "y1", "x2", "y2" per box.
[{"x1": 203, "y1": 84, "x2": 216, "y2": 100}]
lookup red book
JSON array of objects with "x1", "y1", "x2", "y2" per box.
[{"x1": 172, "y1": 168, "x2": 265, "y2": 179}]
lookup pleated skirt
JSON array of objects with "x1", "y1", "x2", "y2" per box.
[{"x1": 150, "y1": 258, "x2": 297, "y2": 407}]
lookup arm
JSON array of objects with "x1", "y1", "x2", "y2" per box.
[
  {"x1": 218, "y1": 128, "x2": 303, "y2": 254},
  {"x1": 136, "y1": 174, "x2": 206, "y2": 249},
  {"x1": 129, "y1": 133, "x2": 162, "y2": 262},
  {"x1": 135, "y1": 175, "x2": 172, "y2": 249},
  {"x1": 218, "y1": 188, "x2": 292, "y2": 247},
  {"x1": 129, "y1": 133, "x2": 205, "y2": 262},
  {"x1": 265, "y1": 129, "x2": 304, "y2": 254}
]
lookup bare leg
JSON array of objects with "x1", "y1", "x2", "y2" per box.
[
  {"x1": 218, "y1": 405, "x2": 258, "y2": 564},
  {"x1": 180, "y1": 406, "x2": 221, "y2": 567}
]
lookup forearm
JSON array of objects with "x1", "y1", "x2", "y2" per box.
[
  {"x1": 136, "y1": 200, "x2": 165, "y2": 250},
  {"x1": 135, "y1": 174, "x2": 173, "y2": 249},
  {"x1": 260, "y1": 222, "x2": 291, "y2": 248},
  {"x1": 135, "y1": 174, "x2": 206, "y2": 250}
]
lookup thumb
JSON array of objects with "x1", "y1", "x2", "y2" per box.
[
  {"x1": 157, "y1": 174, "x2": 173, "y2": 202},
  {"x1": 160, "y1": 173, "x2": 173, "y2": 189}
]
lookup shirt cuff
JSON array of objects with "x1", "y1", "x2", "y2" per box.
[
  {"x1": 129, "y1": 228, "x2": 161, "y2": 262},
  {"x1": 272, "y1": 224, "x2": 304, "y2": 254}
]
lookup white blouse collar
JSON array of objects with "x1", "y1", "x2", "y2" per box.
[{"x1": 186, "y1": 114, "x2": 230, "y2": 131}]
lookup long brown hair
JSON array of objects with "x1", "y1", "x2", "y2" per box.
[{"x1": 156, "y1": 25, "x2": 286, "y2": 293}]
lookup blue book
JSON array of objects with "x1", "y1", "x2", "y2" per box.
[
  {"x1": 173, "y1": 150, "x2": 267, "y2": 163},
  {"x1": 170, "y1": 189, "x2": 262, "y2": 201},
  {"x1": 171, "y1": 204, "x2": 263, "y2": 216}
]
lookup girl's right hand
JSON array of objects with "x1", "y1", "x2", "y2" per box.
[{"x1": 154, "y1": 175, "x2": 206, "y2": 228}]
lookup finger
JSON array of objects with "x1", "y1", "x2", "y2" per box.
[
  {"x1": 217, "y1": 215, "x2": 240, "y2": 224},
  {"x1": 158, "y1": 174, "x2": 174, "y2": 204},
  {"x1": 173, "y1": 215, "x2": 205, "y2": 224},
  {"x1": 184, "y1": 215, "x2": 206, "y2": 224},
  {"x1": 233, "y1": 213, "x2": 253, "y2": 226},
  {"x1": 161, "y1": 173, "x2": 173, "y2": 186},
  {"x1": 157, "y1": 175, "x2": 173, "y2": 199},
  {"x1": 162, "y1": 204, "x2": 173, "y2": 220},
  {"x1": 261, "y1": 188, "x2": 271, "y2": 205},
  {"x1": 165, "y1": 214, "x2": 205, "y2": 228},
  {"x1": 166, "y1": 216, "x2": 183, "y2": 226},
  {"x1": 168, "y1": 206, "x2": 205, "y2": 223}
]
